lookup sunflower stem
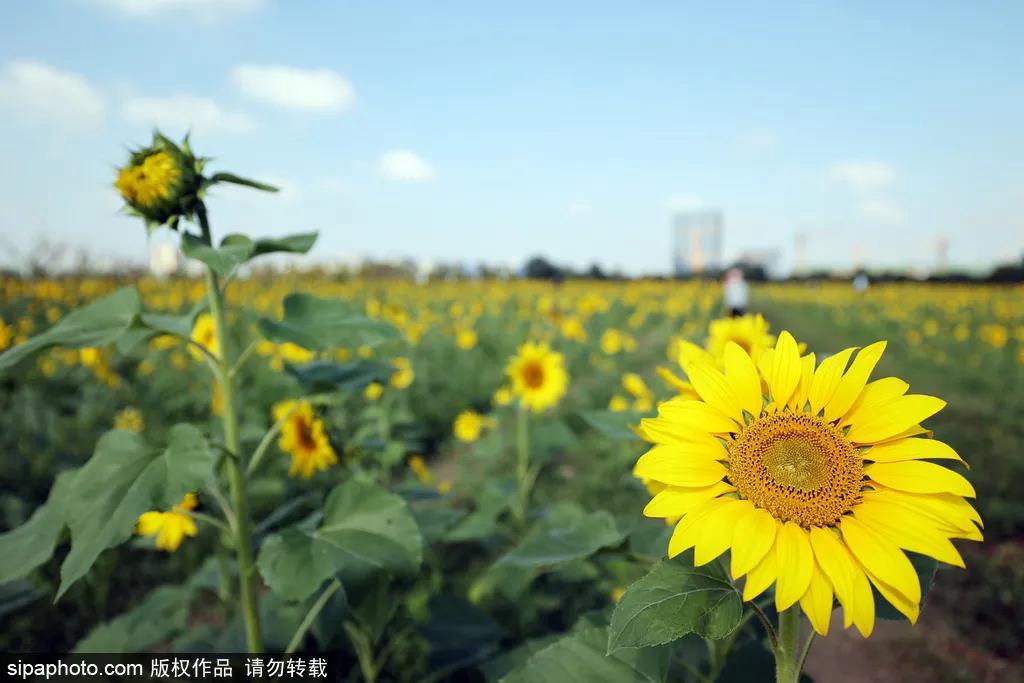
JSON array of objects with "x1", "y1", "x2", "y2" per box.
[
  {"x1": 201, "y1": 206, "x2": 263, "y2": 654},
  {"x1": 773, "y1": 607, "x2": 802, "y2": 683},
  {"x1": 513, "y1": 405, "x2": 531, "y2": 526}
]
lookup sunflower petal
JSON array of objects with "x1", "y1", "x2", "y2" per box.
[
  {"x1": 864, "y1": 568, "x2": 920, "y2": 624},
  {"x1": 846, "y1": 395, "x2": 946, "y2": 444},
  {"x1": 638, "y1": 418, "x2": 728, "y2": 451},
  {"x1": 681, "y1": 358, "x2": 745, "y2": 424},
  {"x1": 824, "y1": 341, "x2": 886, "y2": 422},
  {"x1": 656, "y1": 397, "x2": 740, "y2": 434},
  {"x1": 766, "y1": 331, "x2": 802, "y2": 406},
  {"x1": 865, "y1": 461, "x2": 975, "y2": 497},
  {"x1": 864, "y1": 437, "x2": 964, "y2": 465},
  {"x1": 695, "y1": 499, "x2": 749, "y2": 566},
  {"x1": 743, "y1": 542, "x2": 778, "y2": 601},
  {"x1": 643, "y1": 481, "x2": 735, "y2": 519},
  {"x1": 723, "y1": 342, "x2": 763, "y2": 419},
  {"x1": 840, "y1": 377, "x2": 910, "y2": 427},
  {"x1": 775, "y1": 521, "x2": 814, "y2": 611},
  {"x1": 808, "y1": 347, "x2": 857, "y2": 415},
  {"x1": 730, "y1": 506, "x2": 778, "y2": 578},
  {"x1": 800, "y1": 566, "x2": 834, "y2": 636},
  {"x1": 789, "y1": 352, "x2": 816, "y2": 411},
  {"x1": 841, "y1": 516, "x2": 921, "y2": 605},
  {"x1": 808, "y1": 526, "x2": 861, "y2": 629},
  {"x1": 668, "y1": 498, "x2": 729, "y2": 557},
  {"x1": 634, "y1": 445, "x2": 729, "y2": 486},
  {"x1": 853, "y1": 500, "x2": 965, "y2": 567}
]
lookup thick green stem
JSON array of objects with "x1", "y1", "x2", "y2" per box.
[
  {"x1": 204, "y1": 250, "x2": 263, "y2": 653},
  {"x1": 773, "y1": 607, "x2": 801, "y2": 683},
  {"x1": 514, "y1": 406, "x2": 530, "y2": 525}
]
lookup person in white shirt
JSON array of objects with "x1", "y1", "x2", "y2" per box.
[{"x1": 723, "y1": 268, "x2": 749, "y2": 317}]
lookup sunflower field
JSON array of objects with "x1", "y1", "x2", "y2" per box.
[{"x1": 0, "y1": 135, "x2": 1021, "y2": 682}]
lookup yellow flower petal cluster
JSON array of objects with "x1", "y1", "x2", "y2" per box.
[
  {"x1": 453, "y1": 410, "x2": 496, "y2": 443},
  {"x1": 115, "y1": 151, "x2": 181, "y2": 209},
  {"x1": 136, "y1": 493, "x2": 198, "y2": 552},
  {"x1": 114, "y1": 407, "x2": 145, "y2": 433},
  {"x1": 390, "y1": 357, "x2": 415, "y2": 389},
  {"x1": 189, "y1": 313, "x2": 220, "y2": 360},
  {"x1": 506, "y1": 341, "x2": 569, "y2": 413},
  {"x1": 636, "y1": 331, "x2": 982, "y2": 637},
  {"x1": 272, "y1": 399, "x2": 337, "y2": 479}
]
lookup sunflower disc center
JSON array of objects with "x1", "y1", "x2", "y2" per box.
[
  {"x1": 727, "y1": 411, "x2": 864, "y2": 528},
  {"x1": 522, "y1": 361, "x2": 545, "y2": 388}
]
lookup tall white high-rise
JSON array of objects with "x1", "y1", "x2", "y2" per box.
[{"x1": 672, "y1": 209, "x2": 723, "y2": 275}]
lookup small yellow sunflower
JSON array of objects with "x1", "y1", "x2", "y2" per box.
[
  {"x1": 506, "y1": 341, "x2": 569, "y2": 412},
  {"x1": 390, "y1": 357, "x2": 415, "y2": 389},
  {"x1": 272, "y1": 400, "x2": 338, "y2": 479},
  {"x1": 453, "y1": 410, "x2": 496, "y2": 443},
  {"x1": 635, "y1": 332, "x2": 981, "y2": 637},
  {"x1": 114, "y1": 407, "x2": 145, "y2": 433},
  {"x1": 189, "y1": 313, "x2": 220, "y2": 360},
  {"x1": 115, "y1": 150, "x2": 182, "y2": 210},
  {"x1": 136, "y1": 493, "x2": 199, "y2": 552}
]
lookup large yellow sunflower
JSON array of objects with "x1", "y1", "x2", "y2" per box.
[
  {"x1": 635, "y1": 331, "x2": 981, "y2": 637},
  {"x1": 506, "y1": 341, "x2": 569, "y2": 412},
  {"x1": 272, "y1": 400, "x2": 338, "y2": 479}
]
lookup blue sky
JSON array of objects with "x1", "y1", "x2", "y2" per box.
[{"x1": 1, "y1": 0, "x2": 1022, "y2": 274}]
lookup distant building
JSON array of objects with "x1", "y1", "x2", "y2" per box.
[{"x1": 672, "y1": 209, "x2": 723, "y2": 276}]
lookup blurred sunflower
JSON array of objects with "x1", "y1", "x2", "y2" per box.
[
  {"x1": 114, "y1": 407, "x2": 145, "y2": 433},
  {"x1": 706, "y1": 313, "x2": 776, "y2": 361},
  {"x1": 189, "y1": 313, "x2": 220, "y2": 360},
  {"x1": 635, "y1": 332, "x2": 981, "y2": 637},
  {"x1": 506, "y1": 341, "x2": 569, "y2": 412},
  {"x1": 453, "y1": 410, "x2": 496, "y2": 443},
  {"x1": 136, "y1": 493, "x2": 199, "y2": 552},
  {"x1": 390, "y1": 357, "x2": 415, "y2": 389},
  {"x1": 272, "y1": 400, "x2": 337, "y2": 479}
]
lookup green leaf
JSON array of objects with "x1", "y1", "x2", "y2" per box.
[
  {"x1": 0, "y1": 580, "x2": 45, "y2": 619},
  {"x1": 286, "y1": 360, "x2": 394, "y2": 393},
  {"x1": 0, "y1": 470, "x2": 75, "y2": 583},
  {"x1": 0, "y1": 288, "x2": 141, "y2": 372},
  {"x1": 181, "y1": 233, "x2": 255, "y2": 278},
  {"x1": 207, "y1": 171, "x2": 279, "y2": 193},
  {"x1": 73, "y1": 584, "x2": 192, "y2": 653},
  {"x1": 258, "y1": 293, "x2": 401, "y2": 351},
  {"x1": 57, "y1": 426, "x2": 215, "y2": 599},
  {"x1": 258, "y1": 479, "x2": 423, "y2": 602},
  {"x1": 501, "y1": 625, "x2": 670, "y2": 683},
  {"x1": 481, "y1": 636, "x2": 560, "y2": 682},
  {"x1": 251, "y1": 232, "x2": 318, "y2": 257},
  {"x1": 495, "y1": 503, "x2": 624, "y2": 569},
  {"x1": 580, "y1": 410, "x2": 642, "y2": 441},
  {"x1": 420, "y1": 596, "x2": 502, "y2": 675},
  {"x1": 607, "y1": 555, "x2": 742, "y2": 653}
]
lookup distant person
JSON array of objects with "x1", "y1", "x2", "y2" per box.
[
  {"x1": 723, "y1": 268, "x2": 749, "y2": 317},
  {"x1": 853, "y1": 271, "x2": 869, "y2": 294}
]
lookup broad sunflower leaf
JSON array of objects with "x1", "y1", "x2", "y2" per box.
[
  {"x1": 0, "y1": 288, "x2": 141, "y2": 372},
  {"x1": 257, "y1": 479, "x2": 423, "y2": 602},
  {"x1": 57, "y1": 425, "x2": 215, "y2": 599},
  {"x1": 501, "y1": 625, "x2": 670, "y2": 683},
  {"x1": 73, "y1": 584, "x2": 192, "y2": 653},
  {"x1": 181, "y1": 233, "x2": 255, "y2": 278},
  {"x1": 0, "y1": 470, "x2": 76, "y2": 583},
  {"x1": 579, "y1": 410, "x2": 643, "y2": 441},
  {"x1": 607, "y1": 555, "x2": 743, "y2": 652},
  {"x1": 250, "y1": 232, "x2": 318, "y2": 257},
  {"x1": 495, "y1": 503, "x2": 624, "y2": 569},
  {"x1": 257, "y1": 293, "x2": 401, "y2": 351},
  {"x1": 286, "y1": 360, "x2": 394, "y2": 393}
]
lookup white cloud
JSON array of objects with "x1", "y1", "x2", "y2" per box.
[
  {"x1": 858, "y1": 197, "x2": 905, "y2": 224},
  {"x1": 230, "y1": 64, "x2": 354, "y2": 112},
  {"x1": 94, "y1": 0, "x2": 265, "y2": 20},
  {"x1": 567, "y1": 197, "x2": 592, "y2": 217},
  {"x1": 122, "y1": 93, "x2": 253, "y2": 134},
  {"x1": 830, "y1": 160, "x2": 895, "y2": 193},
  {"x1": 831, "y1": 160, "x2": 905, "y2": 224},
  {"x1": 0, "y1": 61, "x2": 105, "y2": 128},
  {"x1": 377, "y1": 150, "x2": 434, "y2": 182},
  {"x1": 667, "y1": 195, "x2": 705, "y2": 212}
]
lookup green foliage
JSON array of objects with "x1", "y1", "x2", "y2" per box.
[
  {"x1": 608, "y1": 554, "x2": 743, "y2": 653},
  {"x1": 73, "y1": 584, "x2": 192, "y2": 653},
  {"x1": 0, "y1": 470, "x2": 75, "y2": 584},
  {"x1": 58, "y1": 425, "x2": 215, "y2": 598},
  {"x1": 257, "y1": 478, "x2": 423, "y2": 602},
  {"x1": 0, "y1": 288, "x2": 142, "y2": 372},
  {"x1": 495, "y1": 503, "x2": 624, "y2": 570},
  {"x1": 181, "y1": 232, "x2": 318, "y2": 278},
  {"x1": 258, "y1": 293, "x2": 402, "y2": 351},
  {"x1": 502, "y1": 623, "x2": 671, "y2": 683}
]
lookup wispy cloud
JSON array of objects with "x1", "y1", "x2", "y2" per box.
[
  {"x1": 93, "y1": 0, "x2": 266, "y2": 21},
  {"x1": 0, "y1": 61, "x2": 105, "y2": 128},
  {"x1": 122, "y1": 93, "x2": 253, "y2": 134},
  {"x1": 377, "y1": 150, "x2": 434, "y2": 182},
  {"x1": 230, "y1": 64, "x2": 355, "y2": 112},
  {"x1": 831, "y1": 160, "x2": 904, "y2": 224}
]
